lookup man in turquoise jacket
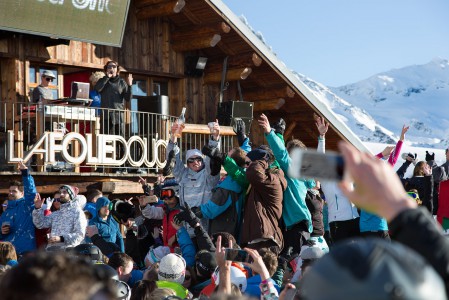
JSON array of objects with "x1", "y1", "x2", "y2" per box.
[
  {"x1": 87, "y1": 196, "x2": 124, "y2": 252},
  {"x1": 0, "y1": 161, "x2": 37, "y2": 255},
  {"x1": 259, "y1": 114, "x2": 315, "y2": 255}
]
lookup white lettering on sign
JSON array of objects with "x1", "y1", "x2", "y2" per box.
[
  {"x1": 7, "y1": 131, "x2": 168, "y2": 168},
  {"x1": 37, "y1": 0, "x2": 111, "y2": 13}
]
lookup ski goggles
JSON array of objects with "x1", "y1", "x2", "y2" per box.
[{"x1": 160, "y1": 189, "x2": 176, "y2": 199}]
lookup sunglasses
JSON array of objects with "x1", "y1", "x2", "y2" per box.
[
  {"x1": 106, "y1": 65, "x2": 117, "y2": 69},
  {"x1": 245, "y1": 161, "x2": 251, "y2": 166},
  {"x1": 187, "y1": 157, "x2": 202, "y2": 163},
  {"x1": 184, "y1": 275, "x2": 191, "y2": 281},
  {"x1": 160, "y1": 189, "x2": 176, "y2": 199},
  {"x1": 45, "y1": 77, "x2": 54, "y2": 82},
  {"x1": 53, "y1": 198, "x2": 61, "y2": 202},
  {"x1": 2, "y1": 204, "x2": 7, "y2": 207}
]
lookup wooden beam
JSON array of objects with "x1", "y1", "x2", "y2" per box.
[
  {"x1": 284, "y1": 121, "x2": 297, "y2": 141},
  {"x1": 102, "y1": 181, "x2": 143, "y2": 194},
  {"x1": 136, "y1": 0, "x2": 185, "y2": 19},
  {"x1": 203, "y1": 67, "x2": 252, "y2": 84},
  {"x1": 253, "y1": 98, "x2": 286, "y2": 112},
  {"x1": 206, "y1": 53, "x2": 262, "y2": 72},
  {"x1": 171, "y1": 22, "x2": 231, "y2": 40},
  {"x1": 171, "y1": 34, "x2": 221, "y2": 52},
  {"x1": 183, "y1": 124, "x2": 235, "y2": 135},
  {"x1": 243, "y1": 86, "x2": 295, "y2": 101}
]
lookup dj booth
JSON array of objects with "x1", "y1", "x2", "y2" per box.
[{"x1": 16, "y1": 98, "x2": 98, "y2": 172}]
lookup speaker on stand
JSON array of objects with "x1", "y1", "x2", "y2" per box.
[{"x1": 216, "y1": 101, "x2": 254, "y2": 135}]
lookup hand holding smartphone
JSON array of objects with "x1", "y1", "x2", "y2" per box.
[
  {"x1": 289, "y1": 148, "x2": 345, "y2": 182},
  {"x1": 224, "y1": 248, "x2": 253, "y2": 263}
]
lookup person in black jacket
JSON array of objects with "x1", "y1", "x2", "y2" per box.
[{"x1": 336, "y1": 141, "x2": 449, "y2": 297}]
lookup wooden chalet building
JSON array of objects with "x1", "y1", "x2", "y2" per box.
[{"x1": 0, "y1": 0, "x2": 368, "y2": 196}]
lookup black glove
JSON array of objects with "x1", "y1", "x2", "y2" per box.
[
  {"x1": 191, "y1": 206, "x2": 203, "y2": 219},
  {"x1": 278, "y1": 247, "x2": 298, "y2": 271},
  {"x1": 142, "y1": 184, "x2": 153, "y2": 196},
  {"x1": 202, "y1": 145, "x2": 226, "y2": 176},
  {"x1": 173, "y1": 203, "x2": 200, "y2": 228},
  {"x1": 271, "y1": 118, "x2": 286, "y2": 135},
  {"x1": 233, "y1": 118, "x2": 247, "y2": 146},
  {"x1": 425, "y1": 151, "x2": 435, "y2": 162},
  {"x1": 162, "y1": 150, "x2": 176, "y2": 176}
]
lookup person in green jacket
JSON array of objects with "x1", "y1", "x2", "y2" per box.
[{"x1": 259, "y1": 114, "x2": 315, "y2": 255}]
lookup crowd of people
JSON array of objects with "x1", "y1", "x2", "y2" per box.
[{"x1": 1, "y1": 112, "x2": 449, "y2": 300}]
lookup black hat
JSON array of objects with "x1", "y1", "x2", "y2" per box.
[
  {"x1": 298, "y1": 238, "x2": 445, "y2": 300},
  {"x1": 195, "y1": 250, "x2": 217, "y2": 278}
]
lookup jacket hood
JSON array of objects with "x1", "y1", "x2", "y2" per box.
[
  {"x1": 217, "y1": 176, "x2": 242, "y2": 194},
  {"x1": 96, "y1": 197, "x2": 111, "y2": 212}
]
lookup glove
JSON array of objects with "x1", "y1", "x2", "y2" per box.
[
  {"x1": 202, "y1": 145, "x2": 226, "y2": 176},
  {"x1": 232, "y1": 118, "x2": 247, "y2": 146},
  {"x1": 271, "y1": 118, "x2": 286, "y2": 135},
  {"x1": 246, "y1": 148, "x2": 269, "y2": 162},
  {"x1": 278, "y1": 247, "x2": 299, "y2": 271},
  {"x1": 142, "y1": 184, "x2": 153, "y2": 196},
  {"x1": 173, "y1": 203, "x2": 200, "y2": 228},
  {"x1": 191, "y1": 206, "x2": 203, "y2": 219},
  {"x1": 162, "y1": 150, "x2": 176, "y2": 176},
  {"x1": 425, "y1": 151, "x2": 435, "y2": 162}
]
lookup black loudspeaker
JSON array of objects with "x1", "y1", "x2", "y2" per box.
[
  {"x1": 135, "y1": 95, "x2": 170, "y2": 134},
  {"x1": 136, "y1": 95, "x2": 169, "y2": 116},
  {"x1": 216, "y1": 101, "x2": 253, "y2": 135}
]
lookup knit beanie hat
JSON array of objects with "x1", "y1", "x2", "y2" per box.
[
  {"x1": 196, "y1": 250, "x2": 217, "y2": 278},
  {"x1": 158, "y1": 253, "x2": 186, "y2": 284},
  {"x1": 145, "y1": 246, "x2": 170, "y2": 266},
  {"x1": 60, "y1": 185, "x2": 76, "y2": 200}
]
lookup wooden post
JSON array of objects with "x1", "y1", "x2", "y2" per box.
[
  {"x1": 253, "y1": 98, "x2": 286, "y2": 112},
  {"x1": 136, "y1": 0, "x2": 185, "y2": 19},
  {"x1": 171, "y1": 34, "x2": 221, "y2": 52},
  {"x1": 243, "y1": 86, "x2": 295, "y2": 101}
]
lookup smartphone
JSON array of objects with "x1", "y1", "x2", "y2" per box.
[
  {"x1": 224, "y1": 248, "x2": 252, "y2": 263},
  {"x1": 289, "y1": 148, "x2": 345, "y2": 182}
]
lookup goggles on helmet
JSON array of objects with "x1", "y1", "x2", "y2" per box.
[{"x1": 160, "y1": 189, "x2": 176, "y2": 199}]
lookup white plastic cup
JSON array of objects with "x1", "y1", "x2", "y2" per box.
[
  {"x1": 208, "y1": 122, "x2": 215, "y2": 134},
  {"x1": 2, "y1": 221, "x2": 10, "y2": 227}
]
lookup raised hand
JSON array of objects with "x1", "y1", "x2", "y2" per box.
[
  {"x1": 34, "y1": 193, "x2": 44, "y2": 209},
  {"x1": 381, "y1": 145, "x2": 395, "y2": 158},
  {"x1": 400, "y1": 125, "x2": 410, "y2": 141},
  {"x1": 258, "y1": 113, "x2": 271, "y2": 134},
  {"x1": 314, "y1": 113, "x2": 329, "y2": 136},
  {"x1": 17, "y1": 160, "x2": 27, "y2": 171}
]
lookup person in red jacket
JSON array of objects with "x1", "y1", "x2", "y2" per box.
[{"x1": 139, "y1": 184, "x2": 181, "y2": 252}]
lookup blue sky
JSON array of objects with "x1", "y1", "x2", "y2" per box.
[{"x1": 222, "y1": 0, "x2": 449, "y2": 87}]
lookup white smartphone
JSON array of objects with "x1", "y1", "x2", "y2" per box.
[{"x1": 289, "y1": 148, "x2": 345, "y2": 182}]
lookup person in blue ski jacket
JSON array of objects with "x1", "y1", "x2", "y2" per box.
[
  {"x1": 0, "y1": 161, "x2": 37, "y2": 255},
  {"x1": 87, "y1": 197, "x2": 124, "y2": 252}
]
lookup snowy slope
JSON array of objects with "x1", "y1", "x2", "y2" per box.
[{"x1": 330, "y1": 58, "x2": 449, "y2": 149}]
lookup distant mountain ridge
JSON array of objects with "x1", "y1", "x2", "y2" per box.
[
  {"x1": 293, "y1": 58, "x2": 449, "y2": 149},
  {"x1": 236, "y1": 14, "x2": 448, "y2": 149}
]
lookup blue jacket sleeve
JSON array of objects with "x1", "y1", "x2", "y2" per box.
[
  {"x1": 116, "y1": 223, "x2": 125, "y2": 252},
  {"x1": 22, "y1": 169, "x2": 37, "y2": 206},
  {"x1": 265, "y1": 130, "x2": 290, "y2": 172},
  {"x1": 176, "y1": 227, "x2": 196, "y2": 267},
  {"x1": 241, "y1": 137, "x2": 252, "y2": 153},
  {"x1": 200, "y1": 188, "x2": 232, "y2": 219}
]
